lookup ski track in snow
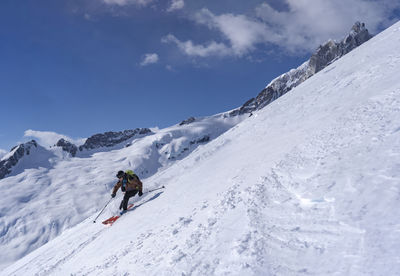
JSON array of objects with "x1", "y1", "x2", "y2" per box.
[{"x1": 2, "y1": 21, "x2": 400, "y2": 276}]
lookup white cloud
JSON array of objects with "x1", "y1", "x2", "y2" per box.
[
  {"x1": 102, "y1": 0, "x2": 153, "y2": 6},
  {"x1": 165, "y1": 0, "x2": 400, "y2": 57},
  {"x1": 24, "y1": 130, "x2": 85, "y2": 148},
  {"x1": 166, "y1": 65, "x2": 175, "y2": 71},
  {"x1": 140, "y1": 53, "x2": 159, "y2": 66},
  {"x1": 194, "y1": 9, "x2": 281, "y2": 56},
  {"x1": 167, "y1": 0, "x2": 184, "y2": 12},
  {"x1": 162, "y1": 8, "x2": 280, "y2": 58},
  {"x1": 253, "y1": 0, "x2": 398, "y2": 52},
  {"x1": 0, "y1": 149, "x2": 6, "y2": 159},
  {"x1": 162, "y1": 34, "x2": 232, "y2": 57}
]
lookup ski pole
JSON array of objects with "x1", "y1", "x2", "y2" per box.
[
  {"x1": 146, "y1": 186, "x2": 165, "y2": 193},
  {"x1": 93, "y1": 197, "x2": 113, "y2": 223}
]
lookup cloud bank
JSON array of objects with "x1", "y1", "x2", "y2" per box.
[
  {"x1": 24, "y1": 130, "x2": 86, "y2": 148},
  {"x1": 164, "y1": 0, "x2": 400, "y2": 58},
  {"x1": 162, "y1": 34, "x2": 231, "y2": 57},
  {"x1": 98, "y1": 0, "x2": 399, "y2": 61},
  {"x1": 254, "y1": 0, "x2": 398, "y2": 52}
]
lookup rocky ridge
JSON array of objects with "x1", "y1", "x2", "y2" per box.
[
  {"x1": 77, "y1": 128, "x2": 152, "y2": 151},
  {"x1": 0, "y1": 140, "x2": 38, "y2": 180},
  {"x1": 229, "y1": 22, "x2": 373, "y2": 116},
  {"x1": 56, "y1": 139, "x2": 78, "y2": 157}
]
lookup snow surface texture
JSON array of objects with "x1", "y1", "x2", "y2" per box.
[
  {"x1": 0, "y1": 115, "x2": 245, "y2": 269},
  {"x1": 3, "y1": 21, "x2": 400, "y2": 275}
]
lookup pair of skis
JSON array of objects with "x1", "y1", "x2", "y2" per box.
[
  {"x1": 93, "y1": 186, "x2": 165, "y2": 226},
  {"x1": 102, "y1": 204, "x2": 134, "y2": 225}
]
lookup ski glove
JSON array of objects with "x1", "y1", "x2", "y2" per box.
[
  {"x1": 138, "y1": 191, "x2": 143, "y2": 197},
  {"x1": 111, "y1": 193, "x2": 116, "y2": 198}
]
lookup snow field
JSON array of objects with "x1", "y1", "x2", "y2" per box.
[
  {"x1": 3, "y1": 21, "x2": 400, "y2": 276},
  {"x1": 0, "y1": 114, "x2": 245, "y2": 270}
]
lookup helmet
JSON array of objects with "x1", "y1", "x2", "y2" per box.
[{"x1": 116, "y1": 170, "x2": 125, "y2": 178}]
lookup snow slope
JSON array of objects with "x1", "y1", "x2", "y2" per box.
[
  {"x1": 3, "y1": 21, "x2": 400, "y2": 275},
  {"x1": 0, "y1": 114, "x2": 245, "y2": 269}
]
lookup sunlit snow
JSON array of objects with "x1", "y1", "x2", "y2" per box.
[{"x1": 2, "y1": 20, "x2": 400, "y2": 276}]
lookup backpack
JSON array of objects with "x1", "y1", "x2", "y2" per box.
[
  {"x1": 121, "y1": 170, "x2": 140, "y2": 191},
  {"x1": 125, "y1": 170, "x2": 137, "y2": 181}
]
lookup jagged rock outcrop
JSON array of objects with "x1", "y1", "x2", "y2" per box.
[
  {"x1": 179, "y1": 117, "x2": 196, "y2": 126},
  {"x1": 79, "y1": 128, "x2": 152, "y2": 151},
  {"x1": 0, "y1": 140, "x2": 38, "y2": 180},
  {"x1": 230, "y1": 22, "x2": 373, "y2": 116},
  {"x1": 309, "y1": 22, "x2": 372, "y2": 74},
  {"x1": 56, "y1": 139, "x2": 78, "y2": 157},
  {"x1": 190, "y1": 135, "x2": 210, "y2": 145}
]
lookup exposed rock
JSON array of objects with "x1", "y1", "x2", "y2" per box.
[
  {"x1": 0, "y1": 140, "x2": 38, "y2": 180},
  {"x1": 56, "y1": 139, "x2": 78, "y2": 157},
  {"x1": 230, "y1": 22, "x2": 373, "y2": 116},
  {"x1": 179, "y1": 117, "x2": 196, "y2": 126},
  {"x1": 79, "y1": 128, "x2": 152, "y2": 151},
  {"x1": 309, "y1": 22, "x2": 372, "y2": 74},
  {"x1": 190, "y1": 135, "x2": 210, "y2": 145}
]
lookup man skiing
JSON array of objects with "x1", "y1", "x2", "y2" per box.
[{"x1": 111, "y1": 170, "x2": 143, "y2": 214}]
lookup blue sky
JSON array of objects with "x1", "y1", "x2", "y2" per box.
[{"x1": 1, "y1": 0, "x2": 399, "y2": 153}]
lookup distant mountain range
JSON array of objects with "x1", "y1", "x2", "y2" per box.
[{"x1": 0, "y1": 22, "x2": 372, "y2": 180}]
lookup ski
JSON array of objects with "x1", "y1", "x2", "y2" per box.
[{"x1": 102, "y1": 203, "x2": 134, "y2": 226}]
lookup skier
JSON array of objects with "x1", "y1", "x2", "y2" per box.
[{"x1": 111, "y1": 170, "x2": 143, "y2": 214}]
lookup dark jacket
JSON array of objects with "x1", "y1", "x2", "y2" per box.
[{"x1": 112, "y1": 174, "x2": 143, "y2": 195}]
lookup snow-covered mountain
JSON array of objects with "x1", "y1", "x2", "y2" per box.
[
  {"x1": 0, "y1": 22, "x2": 371, "y2": 182},
  {"x1": 0, "y1": 140, "x2": 55, "y2": 180},
  {"x1": 0, "y1": 114, "x2": 246, "y2": 269},
  {"x1": 2, "y1": 20, "x2": 400, "y2": 275},
  {"x1": 230, "y1": 22, "x2": 372, "y2": 116}
]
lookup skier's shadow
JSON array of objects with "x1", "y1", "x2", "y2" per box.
[{"x1": 129, "y1": 191, "x2": 164, "y2": 212}]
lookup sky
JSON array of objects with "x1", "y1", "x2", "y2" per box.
[{"x1": 1, "y1": 0, "x2": 399, "y2": 153}]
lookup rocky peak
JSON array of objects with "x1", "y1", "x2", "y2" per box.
[
  {"x1": 309, "y1": 21, "x2": 372, "y2": 74},
  {"x1": 0, "y1": 140, "x2": 38, "y2": 179},
  {"x1": 230, "y1": 22, "x2": 372, "y2": 116},
  {"x1": 56, "y1": 139, "x2": 78, "y2": 157},
  {"x1": 350, "y1": 21, "x2": 368, "y2": 36},
  {"x1": 179, "y1": 117, "x2": 196, "y2": 126},
  {"x1": 79, "y1": 128, "x2": 153, "y2": 151},
  {"x1": 345, "y1": 22, "x2": 372, "y2": 51}
]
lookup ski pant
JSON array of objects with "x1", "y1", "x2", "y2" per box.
[{"x1": 120, "y1": 190, "x2": 138, "y2": 210}]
